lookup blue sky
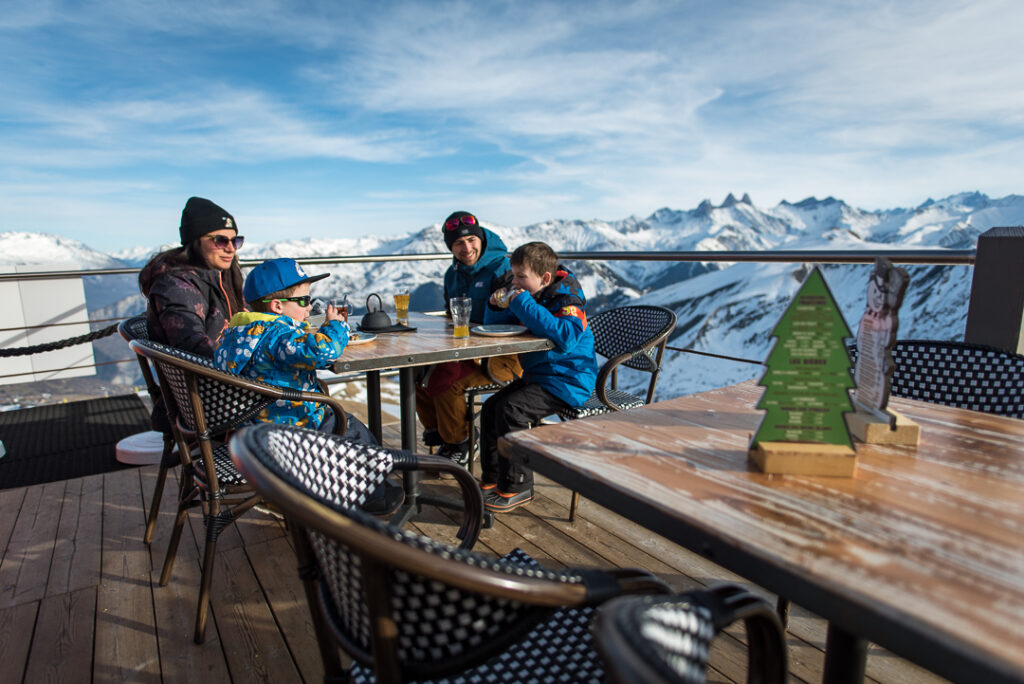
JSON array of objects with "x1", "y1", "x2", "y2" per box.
[{"x1": 2, "y1": 0, "x2": 1022, "y2": 252}]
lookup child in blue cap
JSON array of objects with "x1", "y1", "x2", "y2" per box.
[
  {"x1": 216, "y1": 257, "x2": 403, "y2": 515},
  {"x1": 216, "y1": 257, "x2": 349, "y2": 429}
]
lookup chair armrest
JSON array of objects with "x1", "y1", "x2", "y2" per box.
[{"x1": 594, "y1": 346, "x2": 658, "y2": 410}]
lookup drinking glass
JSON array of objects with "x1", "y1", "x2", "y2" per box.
[
  {"x1": 393, "y1": 291, "x2": 410, "y2": 325},
  {"x1": 450, "y1": 297, "x2": 472, "y2": 339},
  {"x1": 335, "y1": 293, "x2": 350, "y2": 322}
]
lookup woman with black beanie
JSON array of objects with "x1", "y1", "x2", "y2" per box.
[{"x1": 138, "y1": 196, "x2": 246, "y2": 429}]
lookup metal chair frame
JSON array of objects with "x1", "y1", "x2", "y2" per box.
[
  {"x1": 129, "y1": 338, "x2": 348, "y2": 643},
  {"x1": 229, "y1": 422, "x2": 671, "y2": 684}
]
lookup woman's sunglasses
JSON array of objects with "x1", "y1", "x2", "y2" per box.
[
  {"x1": 262, "y1": 295, "x2": 311, "y2": 307},
  {"x1": 208, "y1": 235, "x2": 245, "y2": 250},
  {"x1": 445, "y1": 215, "x2": 477, "y2": 230}
]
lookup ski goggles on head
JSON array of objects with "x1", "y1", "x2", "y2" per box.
[
  {"x1": 207, "y1": 234, "x2": 245, "y2": 250},
  {"x1": 445, "y1": 215, "x2": 477, "y2": 230}
]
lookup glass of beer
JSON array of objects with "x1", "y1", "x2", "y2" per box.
[
  {"x1": 393, "y1": 291, "x2": 410, "y2": 326},
  {"x1": 450, "y1": 297, "x2": 472, "y2": 339}
]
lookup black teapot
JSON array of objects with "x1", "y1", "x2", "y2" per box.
[{"x1": 360, "y1": 293, "x2": 393, "y2": 331}]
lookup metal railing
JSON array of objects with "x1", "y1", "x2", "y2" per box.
[
  {"x1": 0, "y1": 247, "x2": 977, "y2": 382},
  {"x1": 0, "y1": 248, "x2": 976, "y2": 283}
]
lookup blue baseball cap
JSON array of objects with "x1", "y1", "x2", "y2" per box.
[{"x1": 243, "y1": 258, "x2": 330, "y2": 303}]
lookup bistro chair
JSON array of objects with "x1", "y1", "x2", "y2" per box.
[
  {"x1": 129, "y1": 338, "x2": 349, "y2": 644},
  {"x1": 594, "y1": 584, "x2": 788, "y2": 684},
  {"x1": 849, "y1": 339, "x2": 1024, "y2": 418},
  {"x1": 228, "y1": 422, "x2": 672, "y2": 684},
  {"x1": 556, "y1": 305, "x2": 677, "y2": 521},
  {"x1": 118, "y1": 315, "x2": 179, "y2": 544}
]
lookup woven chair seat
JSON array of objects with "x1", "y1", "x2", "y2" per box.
[
  {"x1": 558, "y1": 389, "x2": 645, "y2": 419},
  {"x1": 193, "y1": 444, "x2": 247, "y2": 489}
]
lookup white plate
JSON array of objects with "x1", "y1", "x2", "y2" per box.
[
  {"x1": 347, "y1": 332, "x2": 377, "y2": 345},
  {"x1": 473, "y1": 324, "x2": 528, "y2": 337}
]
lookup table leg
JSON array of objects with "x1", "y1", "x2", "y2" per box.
[
  {"x1": 366, "y1": 370, "x2": 382, "y2": 444},
  {"x1": 391, "y1": 366, "x2": 421, "y2": 527},
  {"x1": 823, "y1": 623, "x2": 867, "y2": 684},
  {"x1": 398, "y1": 366, "x2": 417, "y2": 451}
]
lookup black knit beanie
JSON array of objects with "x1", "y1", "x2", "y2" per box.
[
  {"x1": 179, "y1": 197, "x2": 237, "y2": 245},
  {"x1": 442, "y1": 210, "x2": 485, "y2": 250}
]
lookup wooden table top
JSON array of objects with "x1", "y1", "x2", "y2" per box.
[
  {"x1": 499, "y1": 381, "x2": 1024, "y2": 684},
  {"x1": 332, "y1": 313, "x2": 553, "y2": 373}
]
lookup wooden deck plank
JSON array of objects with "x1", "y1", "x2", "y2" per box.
[
  {"x1": 207, "y1": 544, "x2": 303, "y2": 683},
  {"x1": 0, "y1": 600, "x2": 37, "y2": 684},
  {"x1": 24, "y1": 586, "x2": 96, "y2": 683},
  {"x1": 47, "y1": 473, "x2": 104, "y2": 596},
  {"x1": 94, "y1": 467, "x2": 160, "y2": 682},
  {"x1": 0, "y1": 480, "x2": 65, "y2": 608},
  {"x1": 245, "y1": 533, "x2": 326, "y2": 683},
  {"x1": 0, "y1": 486, "x2": 26, "y2": 559}
]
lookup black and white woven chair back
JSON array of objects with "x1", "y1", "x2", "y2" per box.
[
  {"x1": 137, "y1": 340, "x2": 278, "y2": 435},
  {"x1": 590, "y1": 305, "x2": 676, "y2": 374},
  {"x1": 233, "y1": 423, "x2": 605, "y2": 680},
  {"x1": 118, "y1": 315, "x2": 150, "y2": 343},
  {"x1": 595, "y1": 584, "x2": 787, "y2": 684},
  {"x1": 850, "y1": 340, "x2": 1024, "y2": 418}
]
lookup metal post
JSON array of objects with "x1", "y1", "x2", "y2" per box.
[{"x1": 965, "y1": 226, "x2": 1024, "y2": 353}]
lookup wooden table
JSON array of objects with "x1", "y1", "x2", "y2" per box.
[
  {"x1": 499, "y1": 381, "x2": 1024, "y2": 684},
  {"x1": 334, "y1": 312, "x2": 552, "y2": 524}
]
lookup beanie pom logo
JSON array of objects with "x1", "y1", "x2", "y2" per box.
[{"x1": 224, "y1": 217, "x2": 235, "y2": 229}]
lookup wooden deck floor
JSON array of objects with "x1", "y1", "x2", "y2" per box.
[{"x1": 0, "y1": 421, "x2": 948, "y2": 684}]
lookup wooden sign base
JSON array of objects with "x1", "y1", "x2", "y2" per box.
[
  {"x1": 749, "y1": 442, "x2": 857, "y2": 477},
  {"x1": 846, "y1": 410, "x2": 920, "y2": 446}
]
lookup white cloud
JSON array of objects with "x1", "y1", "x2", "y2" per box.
[{"x1": 0, "y1": 0, "x2": 1022, "y2": 248}]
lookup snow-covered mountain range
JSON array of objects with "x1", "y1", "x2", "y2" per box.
[{"x1": 2, "y1": 191, "x2": 1020, "y2": 399}]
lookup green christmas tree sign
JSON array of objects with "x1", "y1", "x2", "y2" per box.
[{"x1": 750, "y1": 267, "x2": 857, "y2": 475}]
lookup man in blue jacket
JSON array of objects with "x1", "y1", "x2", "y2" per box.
[
  {"x1": 479, "y1": 242, "x2": 598, "y2": 512},
  {"x1": 416, "y1": 211, "x2": 522, "y2": 465}
]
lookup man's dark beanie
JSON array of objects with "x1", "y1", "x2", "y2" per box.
[
  {"x1": 442, "y1": 210, "x2": 486, "y2": 250},
  {"x1": 180, "y1": 196, "x2": 237, "y2": 245}
]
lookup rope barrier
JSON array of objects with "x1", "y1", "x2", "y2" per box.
[
  {"x1": 0, "y1": 323, "x2": 121, "y2": 357},
  {"x1": 666, "y1": 345, "x2": 763, "y2": 366}
]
